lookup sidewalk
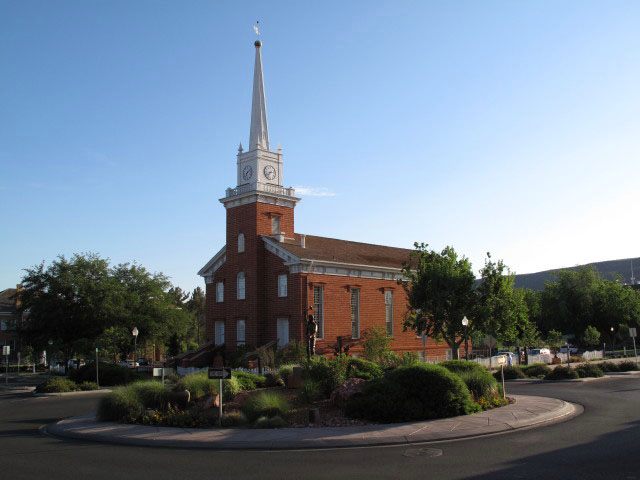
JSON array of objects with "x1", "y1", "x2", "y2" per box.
[{"x1": 45, "y1": 395, "x2": 579, "y2": 450}]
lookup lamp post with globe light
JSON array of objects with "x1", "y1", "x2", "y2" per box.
[
  {"x1": 462, "y1": 316, "x2": 470, "y2": 361},
  {"x1": 132, "y1": 327, "x2": 139, "y2": 366}
]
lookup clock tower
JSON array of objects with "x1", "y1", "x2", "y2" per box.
[{"x1": 220, "y1": 39, "x2": 300, "y2": 245}]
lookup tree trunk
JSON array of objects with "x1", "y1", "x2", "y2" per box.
[{"x1": 446, "y1": 338, "x2": 464, "y2": 360}]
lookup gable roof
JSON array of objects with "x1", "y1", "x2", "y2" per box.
[
  {"x1": 268, "y1": 235, "x2": 413, "y2": 270},
  {"x1": 0, "y1": 288, "x2": 17, "y2": 314}
]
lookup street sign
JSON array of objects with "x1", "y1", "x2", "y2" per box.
[
  {"x1": 208, "y1": 367, "x2": 232, "y2": 380},
  {"x1": 153, "y1": 368, "x2": 174, "y2": 377},
  {"x1": 630, "y1": 328, "x2": 637, "y2": 338},
  {"x1": 2, "y1": 346, "x2": 9, "y2": 355},
  {"x1": 496, "y1": 355, "x2": 506, "y2": 365}
]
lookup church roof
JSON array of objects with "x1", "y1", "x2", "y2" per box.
[
  {"x1": 274, "y1": 235, "x2": 413, "y2": 270},
  {"x1": 0, "y1": 288, "x2": 18, "y2": 314}
]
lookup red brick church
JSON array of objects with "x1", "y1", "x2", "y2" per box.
[{"x1": 198, "y1": 40, "x2": 451, "y2": 361}]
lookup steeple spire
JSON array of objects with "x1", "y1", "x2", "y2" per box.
[{"x1": 249, "y1": 40, "x2": 270, "y2": 151}]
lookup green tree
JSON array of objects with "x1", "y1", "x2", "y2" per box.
[
  {"x1": 401, "y1": 244, "x2": 477, "y2": 359},
  {"x1": 186, "y1": 286, "x2": 206, "y2": 345},
  {"x1": 19, "y1": 253, "x2": 119, "y2": 370},
  {"x1": 546, "y1": 329, "x2": 564, "y2": 355},
  {"x1": 475, "y1": 254, "x2": 528, "y2": 349},
  {"x1": 583, "y1": 325, "x2": 601, "y2": 349}
]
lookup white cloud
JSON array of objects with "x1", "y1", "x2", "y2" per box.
[{"x1": 293, "y1": 186, "x2": 337, "y2": 197}]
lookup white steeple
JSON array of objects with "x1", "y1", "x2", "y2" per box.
[
  {"x1": 221, "y1": 39, "x2": 300, "y2": 210},
  {"x1": 249, "y1": 40, "x2": 269, "y2": 151}
]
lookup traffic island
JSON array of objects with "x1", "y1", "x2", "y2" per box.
[{"x1": 44, "y1": 394, "x2": 580, "y2": 450}]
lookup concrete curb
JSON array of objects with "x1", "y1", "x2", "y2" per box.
[
  {"x1": 33, "y1": 389, "x2": 112, "y2": 397},
  {"x1": 44, "y1": 395, "x2": 579, "y2": 450}
]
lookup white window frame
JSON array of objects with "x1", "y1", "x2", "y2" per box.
[
  {"x1": 215, "y1": 320, "x2": 225, "y2": 345},
  {"x1": 276, "y1": 317, "x2": 289, "y2": 348},
  {"x1": 236, "y1": 319, "x2": 246, "y2": 346},
  {"x1": 385, "y1": 290, "x2": 393, "y2": 336},
  {"x1": 237, "y1": 233, "x2": 245, "y2": 253},
  {"x1": 313, "y1": 285, "x2": 324, "y2": 339},
  {"x1": 216, "y1": 282, "x2": 224, "y2": 303},
  {"x1": 350, "y1": 288, "x2": 360, "y2": 339},
  {"x1": 278, "y1": 274, "x2": 287, "y2": 297},
  {"x1": 271, "y1": 215, "x2": 281, "y2": 235},
  {"x1": 237, "y1": 272, "x2": 245, "y2": 300}
]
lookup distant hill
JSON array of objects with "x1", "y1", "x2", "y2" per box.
[{"x1": 513, "y1": 257, "x2": 640, "y2": 291}]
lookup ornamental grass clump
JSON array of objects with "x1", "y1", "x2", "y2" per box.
[
  {"x1": 575, "y1": 363, "x2": 604, "y2": 378},
  {"x1": 130, "y1": 381, "x2": 170, "y2": 410},
  {"x1": 440, "y1": 360, "x2": 489, "y2": 376},
  {"x1": 299, "y1": 379, "x2": 322, "y2": 404},
  {"x1": 345, "y1": 364, "x2": 480, "y2": 423},
  {"x1": 254, "y1": 415, "x2": 287, "y2": 429},
  {"x1": 175, "y1": 372, "x2": 217, "y2": 401},
  {"x1": 302, "y1": 355, "x2": 348, "y2": 396},
  {"x1": 458, "y1": 370, "x2": 502, "y2": 402},
  {"x1": 241, "y1": 391, "x2": 291, "y2": 423},
  {"x1": 98, "y1": 386, "x2": 144, "y2": 423}
]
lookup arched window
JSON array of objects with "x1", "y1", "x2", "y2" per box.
[
  {"x1": 238, "y1": 233, "x2": 245, "y2": 253},
  {"x1": 237, "y1": 272, "x2": 246, "y2": 300}
]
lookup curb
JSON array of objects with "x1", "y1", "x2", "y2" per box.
[
  {"x1": 44, "y1": 395, "x2": 579, "y2": 450},
  {"x1": 33, "y1": 389, "x2": 112, "y2": 397}
]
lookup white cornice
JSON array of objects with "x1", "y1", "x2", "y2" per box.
[
  {"x1": 261, "y1": 237, "x2": 408, "y2": 281},
  {"x1": 197, "y1": 246, "x2": 227, "y2": 282},
  {"x1": 220, "y1": 191, "x2": 300, "y2": 209}
]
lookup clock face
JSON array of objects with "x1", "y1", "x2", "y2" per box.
[
  {"x1": 242, "y1": 165, "x2": 253, "y2": 181},
  {"x1": 263, "y1": 165, "x2": 276, "y2": 181}
]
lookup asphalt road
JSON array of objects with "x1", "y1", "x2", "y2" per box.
[{"x1": 2, "y1": 377, "x2": 639, "y2": 480}]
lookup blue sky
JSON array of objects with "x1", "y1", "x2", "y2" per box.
[{"x1": 1, "y1": 0, "x2": 639, "y2": 294}]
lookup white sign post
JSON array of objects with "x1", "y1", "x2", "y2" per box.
[
  {"x1": 630, "y1": 328, "x2": 638, "y2": 367},
  {"x1": 497, "y1": 355, "x2": 506, "y2": 399},
  {"x1": 208, "y1": 368, "x2": 232, "y2": 426},
  {"x1": 3, "y1": 345, "x2": 10, "y2": 385}
]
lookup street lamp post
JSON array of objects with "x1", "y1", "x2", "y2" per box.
[
  {"x1": 611, "y1": 327, "x2": 615, "y2": 356},
  {"x1": 462, "y1": 316, "x2": 469, "y2": 361},
  {"x1": 132, "y1": 327, "x2": 139, "y2": 365}
]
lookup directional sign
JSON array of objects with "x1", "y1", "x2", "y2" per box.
[
  {"x1": 2, "y1": 346, "x2": 9, "y2": 356},
  {"x1": 630, "y1": 328, "x2": 637, "y2": 338},
  {"x1": 496, "y1": 355, "x2": 507, "y2": 365},
  {"x1": 153, "y1": 367, "x2": 174, "y2": 377},
  {"x1": 208, "y1": 367, "x2": 232, "y2": 380}
]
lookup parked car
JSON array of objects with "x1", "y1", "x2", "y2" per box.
[
  {"x1": 528, "y1": 348, "x2": 551, "y2": 356},
  {"x1": 118, "y1": 360, "x2": 139, "y2": 368}
]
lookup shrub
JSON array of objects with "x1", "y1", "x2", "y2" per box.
[
  {"x1": 222, "y1": 376, "x2": 242, "y2": 401},
  {"x1": 598, "y1": 361, "x2": 620, "y2": 372},
  {"x1": 98, "y1": 386, "x2": 144, "y2": 422},
  {"x1": 221, "y1": 410, "x2": 248, "y2": 427},
  {"x1": 545, "y1": 366, "x2": 579, "y2": 380},
  {"x1": 275, "y1": 340, "x2": 306, "y2": 366},
  {"x1": 496, "y1": 366, "x2": 525, "y2": 380},
  {"x1": 299, "y1": 379, "x2": 322, "y2": 404},
  {"x1": 277, "y1": 364, "x2": 295, "y2": 382},
  {"x1": 618, "y1": 360, "x2": 639, "y2": 372},
  {"x1": 346, "y1": 358, "x2": 383, "y2": 381},
  {"x1": 78, "y1": 381, "x2": 99, "y2": 391},
  {"x1": 71, "y1": 362, "x2": 140, "y2": 386},
  {"x1": 264, "y1": 372, "x2": 284, "y2": 387},
  {"x1": 232, "y1": 370, "x2": 266, "y2": 390},
  {"x1": 345, "y1": 364, "x2": 480, "y2": 423},
  {"x1": 175, "y1": 372, "x2": 217, "y2": 401},
  {"x1": 440, "y1": 360, "x2": 488, "y2": 375},
  {"x1": 521, "y1": 363, "x2": 551, "y2": 378},
  {"x1": 130, "y1": 381, "x2": 170, "y2": 410},
  {"x1": 361, "y1": 327, "x2": 392, "y2": 363},
  {"x1": 254, "y1": 415, "x2": 287, "y2": 429},
  {"x1": 302, "y1": 355, "x2": 348, "y2": 396},
  {"x1": 36, "y1": 377, "x2": 79, "y2": 393},
  {"x1": 575, "y1": 363, "x2": 604, "y2": 378},
  {"x1": 241, "y1": 391, "x2": 290, "y2": 422},
  {"x1": 228, "y1": 344, "x2": 255, "y2": 368}
]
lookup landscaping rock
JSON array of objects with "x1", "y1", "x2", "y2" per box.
[{"x1": 330, "y1": 377, "x2": 366, "y2": 408}]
